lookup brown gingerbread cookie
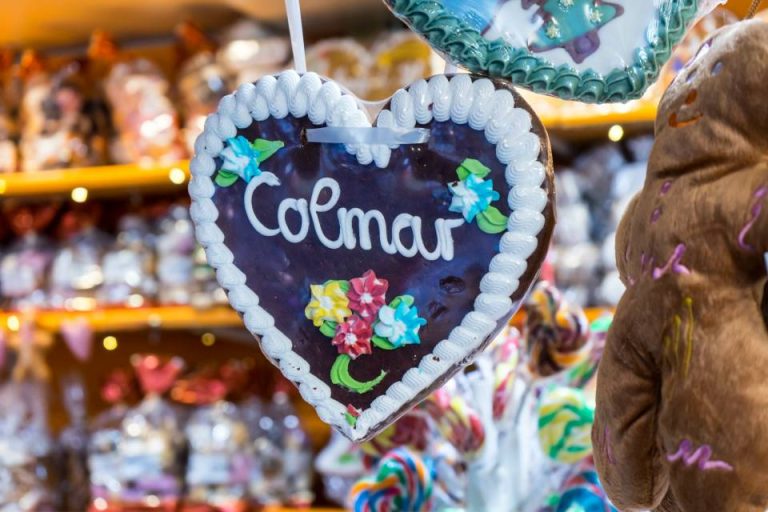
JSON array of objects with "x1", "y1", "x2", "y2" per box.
[{"x1": 593, "y1": 20, "x2": 768, "y2": 512}]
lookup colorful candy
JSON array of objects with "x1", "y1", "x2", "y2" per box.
[
  {"x1": 361, "y1": 411, "x2": 431, "y2": 460},
  {"x1": 350, "y1": 447, "x2": 434, "y2": 512},
  {"x1": 422, "y1": 388, "x2": 485, "y2": 459},
  {"x1": 488, "y1": 327, "x2": 521, "y2": 420},
  {"x1": 568, "y1": 314, "x2": 613, "y2": 389},
  {"x1": 555, "y1": 467, "x2": 617, "y2": 512},
  {"x1": 525, "y1": 282, "x2": 592, "y2": 377},
  {"x1": 537, "y1": 387, "x2": 594, "y2": 464}
]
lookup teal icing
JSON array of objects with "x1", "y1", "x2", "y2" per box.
[{"x1": 386, "y1": 0, "x2": 700, "y2": 103}]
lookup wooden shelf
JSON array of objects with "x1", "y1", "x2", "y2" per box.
[
  {"x1": 523, "y1": 89, "x2": 659, "y2": 136},
  {"x1": 0, "y1": 107, "x2": 659, "y2": 200},
  {"x1": 0, "y1": 305, "x2": 610, "y2": 333},
  {"x1": 0, "y1": 161, "x2": 190, "y2": 199},
  {"x1": 0, "y1": 305, "x2": 242, "y2": 333},
  {"x1": 541, "y1": 101, "x2": 658, "y2": 130},
  {"x1": 264, "y1": 509, "x2": 343, "y2": 512}
]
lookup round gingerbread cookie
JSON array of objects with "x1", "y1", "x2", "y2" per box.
[{"x1": 384, "y1": 0, "x2": 704, "y2": 103}]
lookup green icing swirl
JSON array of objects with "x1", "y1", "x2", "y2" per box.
[
  {"x1": 331, "y1": 354, "x2": 387, "y2": 394},
  {"x1": 386, "y1": 0, "x2": 700, "y2": 103}
]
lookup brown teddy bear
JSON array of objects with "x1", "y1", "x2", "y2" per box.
[{"x1": 592, "y1": 20, "x2": 768, "y2": 512}]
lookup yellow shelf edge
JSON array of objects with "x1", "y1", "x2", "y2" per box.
[
  {"x1": 0, "y1": 104, "x2": 660, "y2": 200},
  {"x1": 0, "y1": 160, "x2": 190, "y2": 198},
  {"x1": 0, "y1": 305, "x2": 609, "y2": 333},
  {"x1": 0, "y1": 305, "x2": 242, "y2": 333},
  {"x1": 542, "y1": 103, "x2": 658, "y2": 130}
]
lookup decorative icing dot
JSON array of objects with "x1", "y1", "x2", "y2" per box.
[
  {"x1": 545, "y1": 22, "x2": 561, "y2": 40},
  {"x1": 559, "y1": 0, "x2": 574, "y2": 8},
  {"x1": 589, "y1": 8, "x2": 603, "y2": 24}
]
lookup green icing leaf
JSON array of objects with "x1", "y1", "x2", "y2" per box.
[
  {"x1": 331, "y1": 354, "x2": 386, "y2": 394},
  {"x1": 372, "y1": 334, "x2": 397, "y2": 351},
  {"x1": 482, "y1": 206, "x2": 508, "y2": 225},
  {"x1": 457, "y1": 158, "x2": 491, "y2": 180},
  {"x1": 476, "y1": 207, "x2": 508, "y2": 234},
  {"x1": 252, "y1": 139, "x2": 285, "y2": 163},
  {"x1": 389, "y1": 295, "x2": 415, "y2": 310},
  {"x1": 320, "y1": 321, "x2": 338, "y2": 338},
  {"x1": 344, "y1": 413, "x2": 358, "y2": 428},
  {"x1": 325, "y1": 280, "x2": 351, "y2": 294},
  {"x1": 214, "y1": 170, "x2": 239, "y2": 187}
]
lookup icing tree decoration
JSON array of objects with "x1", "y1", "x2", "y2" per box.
[
  {"x1": 188, "y1": 70, "x2": 555, "y2": 441},
  {"x1": 384, "y1": 0, "x2": 712, "y2": 102},
  {"x1": 306, "y1": 270, "x2": 427, "y2": 395},
  {"x1": 523, "y1": 0, "x2": 624, "y2": 63},
  {"x1": 448, "y1": 159, "x2": 508, "y2": 234}
]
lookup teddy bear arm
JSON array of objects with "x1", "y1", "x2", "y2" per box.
[
  {"x1": 594, "y1": 317, "x2": 669, "y2": 511},
  {"x1": 733, "y1": 164, "x2": 768, "y2": 257},
  {"x1": 614, "y1": 195, "x2": 639, "y2": 283}
]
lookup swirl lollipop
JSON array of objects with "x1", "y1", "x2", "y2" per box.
[
  {"x1": 555, "y1": 466, "x2": 617, "y2": 512},
  {"x1": 421, "y1": 388, "x2": 485, "y2": 459},
  {"x1": 361, "y1": 411, "x2": 432, "y2": 464},
  {"x1": 525, "y1": 282, "x2": 591, "y2": 378},
  {"x1": 488, "y1": 327, "x2": 521, "y2": 421},
  {"x1": 537, "y1": 387, "x2": 595, "y2": 464},
  {"x1": 350, "y1": 447, "x2": 434, "y2": 512}
]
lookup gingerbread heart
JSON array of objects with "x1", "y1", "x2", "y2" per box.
[
  {"x1": 189, "y1": 71, "x2": 554, "y2": 441},
  {"x1": 384, "y1": 0, "x2": 703, "y2": 103}
]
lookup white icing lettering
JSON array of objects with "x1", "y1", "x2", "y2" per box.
[
  {"x1": 310, "y1": 178, "x2": 344, "y2": 249},
  {"x1": 392, "y1": 214, "x2": 419, "y2": 258},
  {"x1": 245, "y1": 173, "x2": 281, "y2": 236},
  {"x1": 277, "y1": 199, "x2": 309, "y2": 243},
  {"x1": 437, "y1": 218, "x2": 465, "y2": 261},
  {"x1": 245, "y1": 177, "x2": 465, "y2": 261},
  {"x1": 413, "y1": 216, "x2": 442, "y2": 261},
  {"x1": 337, "y1": 208, "x2": 396, "y2": 254}
]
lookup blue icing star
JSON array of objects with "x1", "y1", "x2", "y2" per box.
[
  {"x1": 221, "y1": 135, "x2": 262, "y2": 182},
  {"x1": 449, "y1": 174, "x2": 500, "y2": 222}
]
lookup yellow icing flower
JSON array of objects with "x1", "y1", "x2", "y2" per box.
[{"x1": 305, "y1": 281, "x2": 352, "y2": 327}]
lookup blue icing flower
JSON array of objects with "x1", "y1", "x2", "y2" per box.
[
  {"x1": 448, "y1": 174, "x2": 500, "y2": 222},
  {"x1": 221, "y1": 135, "x2": 262, "y2": 182},
  {"x1": 374, "y1": 301, "x2": 427, "y2": 348}
]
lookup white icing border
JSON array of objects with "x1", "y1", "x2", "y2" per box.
[{"x1": 189, "y1": 71, "x2": 549, "y2": 441}]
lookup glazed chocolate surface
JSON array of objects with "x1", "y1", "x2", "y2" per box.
[{"x1": 213, "y1": 89, "x2": 552, "y2": 412}]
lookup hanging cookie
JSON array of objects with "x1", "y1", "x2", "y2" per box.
[
  {"x1": 384, "y1": 0, "x2": 718, "y2": 103},
  {"x1": 189, "y1": 71, "x2": 555, "y2": 441}
]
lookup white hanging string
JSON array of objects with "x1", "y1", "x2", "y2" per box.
[{"x1": 285, "y1": 0, "x2": 307, "y2": 74}]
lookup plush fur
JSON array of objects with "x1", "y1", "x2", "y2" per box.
[{"x1": 593, "y1": 20, "x2": 768, "y2": 512}]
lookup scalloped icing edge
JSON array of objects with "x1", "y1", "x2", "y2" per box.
[
  {"x1": 189, "y1": 70, "x2": 552, "y2": 441},
  {"x1": 386, "y1": 0, "x2": 701, "y2": 103}
]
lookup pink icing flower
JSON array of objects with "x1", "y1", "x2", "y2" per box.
[
  {"x1": 348, "y1": 270, "x2": 389, "y2": 320},
  {"x1": 332, "y1": 315, "x2": 373, "y2": 359}
]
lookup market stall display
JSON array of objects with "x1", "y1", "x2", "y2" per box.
[{"x1": 0, "y1": 0, "x2": 763, "y2": 510}]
